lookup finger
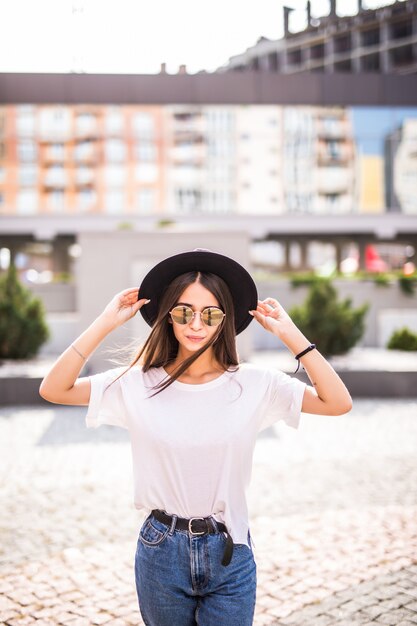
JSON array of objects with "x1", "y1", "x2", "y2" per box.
[
  {"x1": 262, "y1": 299, "x2": 278, "y2": 309},
  {"x1": 122, "y1": 287, "x2": 141, "y2": 295}
]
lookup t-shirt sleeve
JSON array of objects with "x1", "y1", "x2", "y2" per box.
[
  {"x1": 86, "y1": 367, "x2": 129, "y2": 429},
  {"x1": 258, "y1": 368, "x2": 306, "y2": 432}
]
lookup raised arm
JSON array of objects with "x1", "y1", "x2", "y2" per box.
[
  {"x1": 250, "y1": 298, "x2": 352, "y2": 416},
  {"x1": 39, "y1": 288, "x2": 149, "y2": 406}
]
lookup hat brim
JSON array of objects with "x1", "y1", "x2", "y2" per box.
[{"x1": 138, "y1": 250, "x2": 258, "y2": 335}]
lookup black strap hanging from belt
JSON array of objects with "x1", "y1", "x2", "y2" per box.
[{"x1": 151, "y1": 509, "x2": 234, "y2": 566}]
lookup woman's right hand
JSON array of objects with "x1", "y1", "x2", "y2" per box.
[{"x1": 100, "y1": 288, "x2": 150, "y2": 329}]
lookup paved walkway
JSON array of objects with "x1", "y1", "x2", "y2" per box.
[{"x1": 0, "y1": 399, "x2": 416, "y2": 625}]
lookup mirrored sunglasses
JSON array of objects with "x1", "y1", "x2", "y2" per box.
[{"x1": 169, "y1": 305, "x2": 226, "y2": 327}]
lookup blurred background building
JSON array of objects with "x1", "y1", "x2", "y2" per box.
[
  {"x1": 217, "y1": 0, "x2": 417, "y2": 74},
  {"x1": 0, "y1": 0, "x2": 417, "y2": 360}
]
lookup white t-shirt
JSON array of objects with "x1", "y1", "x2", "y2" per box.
[{"x1": 86, "y1": 362, "x2": 306, "y2": 548}]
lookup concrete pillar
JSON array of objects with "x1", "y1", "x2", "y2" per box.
[
  {"x1": 284, "y1": 239, "x2": 292, "y2": 271},
  {"x1": 326, "y1": 37, "x2": 336, "y2": 73},
  {"x1": 358, "y1": 239, "x2": 367, "y2": 271},
  {"x1": 52, "y1": 238, "x2": 71, "y2": 275},
  {"x1": 351, "y1": 29, "x2": 362, "y2": 72},
  {"x1": 335, "y1": 241, "x2": 343, "y2": 272},
  {"x1": 300, "y1": 240, "x2": 308, "y2": 270},
  {"x1": 380, "y1": 20, "x2": 392, "y2": 73}
]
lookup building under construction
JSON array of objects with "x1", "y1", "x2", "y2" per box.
[{"x1": 217, "y1": 0, "x2": 417, "y2": 75}]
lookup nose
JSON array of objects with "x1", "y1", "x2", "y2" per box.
[{"x1": 189, "y1": 311, "x2": 203, "y2": 330}]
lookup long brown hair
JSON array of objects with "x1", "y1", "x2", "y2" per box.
[{"x1": 107, "y1": 271, "x2": 240, "y2": 397}]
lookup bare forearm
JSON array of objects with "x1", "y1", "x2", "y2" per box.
[
  {"x1": 40, "y1": 314, "x2": 115, "y2": 395},
  {"x1": 279, "y1": 325, "x2": 352, "y2": 413}
]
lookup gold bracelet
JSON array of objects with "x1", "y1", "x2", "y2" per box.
[{"x1": 71, "y1": 344, "x2": 88, "y2": 362}]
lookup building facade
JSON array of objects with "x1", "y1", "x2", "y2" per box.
[
  {"x1": 1, "y1": 103, "x2": 417, "y2": 218},
  {"x1": 217, "y1": 0, "x2": 417, "y2": 75}
]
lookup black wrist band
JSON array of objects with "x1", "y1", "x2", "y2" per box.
[{"x1": 294, "y1": 343, "x2": 316, "y2": 373}]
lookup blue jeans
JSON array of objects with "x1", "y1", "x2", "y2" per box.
[{"x1": 135, "y1": 512, "x2": 257, "y2": 626}]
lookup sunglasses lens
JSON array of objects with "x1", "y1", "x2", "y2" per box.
[
  {"x1": 170, "y1": 305, "x2": 193, "y2": 324},
  {"x1": 202, "y1": 307, "x2": 224, "y2": 326}
]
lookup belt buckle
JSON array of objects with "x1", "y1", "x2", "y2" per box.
[{"x1": 188, "y1": 517, "x2": 206, "y2": 536}]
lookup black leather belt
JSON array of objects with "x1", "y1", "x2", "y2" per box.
[{"x1": 151, "y1": 509, "x2": 234, "y2": 566}]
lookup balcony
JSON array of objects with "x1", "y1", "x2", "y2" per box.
[{"x1": 316, "y1": 167, "x2": 352, "y2": 194}]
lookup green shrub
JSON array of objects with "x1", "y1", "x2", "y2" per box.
[
  {"x1": 373, "y1": 273, "x2": 390, "y2": 287},
  {"x1": 387, "y1": 327, "x2": 417, "y2": 351},
  {"x1": 0, "y1": 264, "x2": 50, "y2": 359},
  {"x1": 289, "y1": 273, "x2": 322, "y2": 288},
  {"x1": 289, "y1": 280, "x2": 369, "y2": 356},
  {"x1": 398, "y1": 275, "x2": 417, "y2": 296}
]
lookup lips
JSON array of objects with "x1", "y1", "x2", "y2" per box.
[{"x1": 186, "y1": 336, "x2": 205, "y2": 342}]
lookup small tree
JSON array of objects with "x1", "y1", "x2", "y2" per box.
[
  {"x1": 387, "y1": 327, "x2": 417, "y2": 351},
  {"x1": 0, "y1": 264, "x2": 50, "y2": 359},
  {"x1": 289, "y1": 280, "x2": 368, "y2": 356}
]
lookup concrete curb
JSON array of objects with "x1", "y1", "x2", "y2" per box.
[{"x1": 1, "y1": 369, "x2": 417, "y2": 406}]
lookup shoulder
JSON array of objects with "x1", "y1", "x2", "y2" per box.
[
  {"x1": 91, "y1": 363, "x2": 148, "y2": 385},
  {"x1": 234, "y1": 362, "x2": 282, "y2": 380},
  {"x1": 235, "y1": 362, "x2": 295, "y2": 386}
]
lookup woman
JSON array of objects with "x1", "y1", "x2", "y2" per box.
[{"x1": 39, "y1": 248, "x2": 352, "y2": 626}]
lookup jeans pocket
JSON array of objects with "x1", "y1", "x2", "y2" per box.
[{"x1": 138, "y1": 518, "x2": 170, "y2": 547}]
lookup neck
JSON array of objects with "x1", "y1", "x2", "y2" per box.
[{"x1": 170, "y1": 347, "x2": 223, "y2": 378}]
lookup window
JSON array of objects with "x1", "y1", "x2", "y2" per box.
[
  {"x1": 47, "y1": 190, "x2": 65, "y2": 212},
  {"x1": 390, "y1": 20, "x2": 412, "y2": 40},
  {"x1": 18, "y1": 141, "x2": 37, "y2": 162},
  {"x1": 16, "y1": 190, "x2": 37, "y2": 214},
  {"x1": 288, "y1": 48, "x2": 302, "y2": 65},
  {"x1": 134, "y1": 163, "x2": 158, "y2": 183},
  {"x1": 47, "y1": 143, "x2": 65, "y2": 161},
  {"x1": 105, "y1": 190, "x2": 125, "y2": 214},
  {"x1": 76, "y1": 112, "x2": 97, "y2": 136},
  {"x1": 310, "y1": 43, "x2": 325, "y2": 60},
  {"x1": 19, "y1": 165, "x2": 38, "y2": 187},
  {"x1": 174, "y1": 188, "x2": 201, "y2": 213},
  {"x1": 105, "y1": 165, "x2": 126, "y2": 187},
  {"x1": 136, "y1": 188, "x2": 156, "y2": 214},
  {"x1": 16, "y1": 106, "x2": 36, "y2": 137},
  {"x1": 106, "y1": 108, "x2": 124, "y2": 134},
  {"x1": 334, "y1": 34, "x2": 351, "y2": 54},
  {"x1": 327, "y1": 140, "x2": 341, "y2": 160},
  {"x1": 105, "y1": 139, "x2": 126, "y2": 162},
  {"x1": 77, "y1": 189, "x2": 96, "y2": 211},
  {"x1": 361, "y1": 28, "x2": 380, "y2": 47},
  {"x1": 132, "y1": 113, "x2": 154, "y2": 139},
  {"x1": 361, "y1": 53, "x2": 380, "y2": 71},
  {"x1": 39, "y1": 107, "x2": 71, "y2": 141},
  {"x1": 45, "y1": 165, "x2": 66, "y2": 187},
  {"x1": 75, "y1": 167, "x2": 94, "y2": 185},
  {"x1": 134, "y1": 142, "x2": 157, "y2": 162},
  {"x1": 390, "y1": 45, "x2": 414, "y2": 68},
  {"x1": 74, "y1": 140, "x2": 95, "y2": 162}
]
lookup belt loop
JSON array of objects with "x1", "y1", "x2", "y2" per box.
[
  {"x1": 169, "y1": 513, "x2": 177, "y2": 535},
  {"x1": 208, "y1": 516, "x2": 219, "y2": 533}
]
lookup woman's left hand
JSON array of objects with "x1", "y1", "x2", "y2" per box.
[{"x1": 249, "y1": 298, "x2": 295, "y2": 338}]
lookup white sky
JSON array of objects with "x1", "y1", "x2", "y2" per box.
[{"x1": 0, "y1": 0, "x2": 404, "y2": 75}]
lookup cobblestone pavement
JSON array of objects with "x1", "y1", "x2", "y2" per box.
[{"x1": 0, "y1": 399, "x2": 416, "y2": 625}]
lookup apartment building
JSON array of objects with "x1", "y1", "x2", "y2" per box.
[{"x1": 0, "y1": 105, "x2": 165, "y2": 217}]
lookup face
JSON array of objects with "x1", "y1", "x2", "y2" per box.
[{"x1": 169, "y1": 281, "x2": 224, "y2": 356}]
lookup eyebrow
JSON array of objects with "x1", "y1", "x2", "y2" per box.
[{"x1": 175, "y1": 301, "x2": 221, "y2": 309}]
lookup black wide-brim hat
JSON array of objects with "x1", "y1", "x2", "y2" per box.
[{"x1": 138, "y1": 249, "x2": 258, "y2": 335}]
